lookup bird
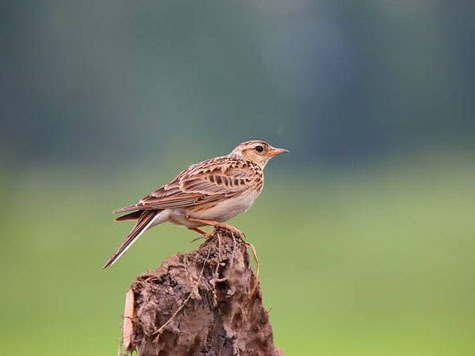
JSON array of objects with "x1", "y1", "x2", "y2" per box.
[{"x1": 104, "y1": 140, "x2": 288, "y2": 268}]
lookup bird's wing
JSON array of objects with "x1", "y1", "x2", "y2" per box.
[{"x1": 113, "y1": 156, "x2": 262, "y2": 213}]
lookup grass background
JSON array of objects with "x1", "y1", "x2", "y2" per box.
[{"x1": 1, "y1": 151, "x2": 474, "y2": 356}]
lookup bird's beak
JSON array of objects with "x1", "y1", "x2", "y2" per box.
[{"x1": 268, "y1": 147, "x2": 289, "y2": 156}]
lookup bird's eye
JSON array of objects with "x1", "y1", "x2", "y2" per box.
[{"x1": 255, "y1": 145, "x2": 264, "y2": 153}]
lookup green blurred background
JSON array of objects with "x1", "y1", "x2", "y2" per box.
[{"x1": 1, "y1": 1, "x2": 475, "y2": 355}]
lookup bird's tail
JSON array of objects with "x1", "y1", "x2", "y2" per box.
[
  {"x1": 114, "y1": 211, "x2": 142, "y2": 222},
  {"x1": 104, "y1": 210, "x2": 159, "y2": 268}
]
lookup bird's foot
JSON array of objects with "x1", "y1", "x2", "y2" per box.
[
  {"x1": 213, "y1": 223, "x2": 245, "y2": 238},
  {"x1": 189, "y1": 227, "x2": 214, "y2": 243},
  {"x1": 188, "y1": 227, "x2": 206, "y2": 235},
  {"x1": 186, "y1": 217, "x2": 245, "y2": 238}
]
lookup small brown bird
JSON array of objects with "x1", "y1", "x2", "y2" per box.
[{"x1": 104, "y1": 140, "x2": 288, "y2": 268}]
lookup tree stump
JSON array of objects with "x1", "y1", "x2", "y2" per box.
[{"x1": 120, "y1": 228, "x2": 284, "y2": 356}]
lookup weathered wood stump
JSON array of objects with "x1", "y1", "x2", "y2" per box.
[{"x1": 121, "y1": 228, "x2": 284, "y2": 356}]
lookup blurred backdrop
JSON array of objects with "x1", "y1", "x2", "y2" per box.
[{"x1": 1, "y1": 1, "x2": 474, "y2": 355}]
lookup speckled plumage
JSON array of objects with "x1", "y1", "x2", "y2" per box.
[
  {"x1": 104, "y1": 140, "x2": 287, "y2": 268},
  {"x1": 115, "y1": 155, "x2": 264, "y2": 214}
]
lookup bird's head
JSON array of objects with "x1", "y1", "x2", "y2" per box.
[{"x1": 231, "y1": 140, "x2": 288, "y2": 168}]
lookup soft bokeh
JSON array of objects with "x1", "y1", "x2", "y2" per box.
[{"x1": 1, "y1": 1, "x2": 474, "y2": 355}]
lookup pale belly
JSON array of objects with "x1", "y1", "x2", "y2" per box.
[{"x1": 167, "y1": 191, "x2": 259, "y2": 228}]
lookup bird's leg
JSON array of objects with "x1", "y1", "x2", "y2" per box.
[
  {"x1": 186, "y1": 217, "x2": 245, "y2": 237},
  {"x1": 188, "y1": 227, "x2": 207, "y2": 235},
  {"x1": 188, "y1": 227, "x2": 213, "y2": 243}
]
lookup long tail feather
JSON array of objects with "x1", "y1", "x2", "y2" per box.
[
  {"x1": 104, "y1": 211, "x2": 157, "y2": 268},
  {"x1": 114, "y1": 210, "x2": 142, "y2": 222},
  {"x1": 113, "y1": 204, "x2": 141, "y2": 214}
]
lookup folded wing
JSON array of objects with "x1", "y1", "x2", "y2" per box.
[{"x1": 113, "y1": 156, "x2": 261, "y2": 214}]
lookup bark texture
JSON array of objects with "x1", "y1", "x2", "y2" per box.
[{"x1": 122, "y1": 228, "x2": 283, "y2": 356}]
